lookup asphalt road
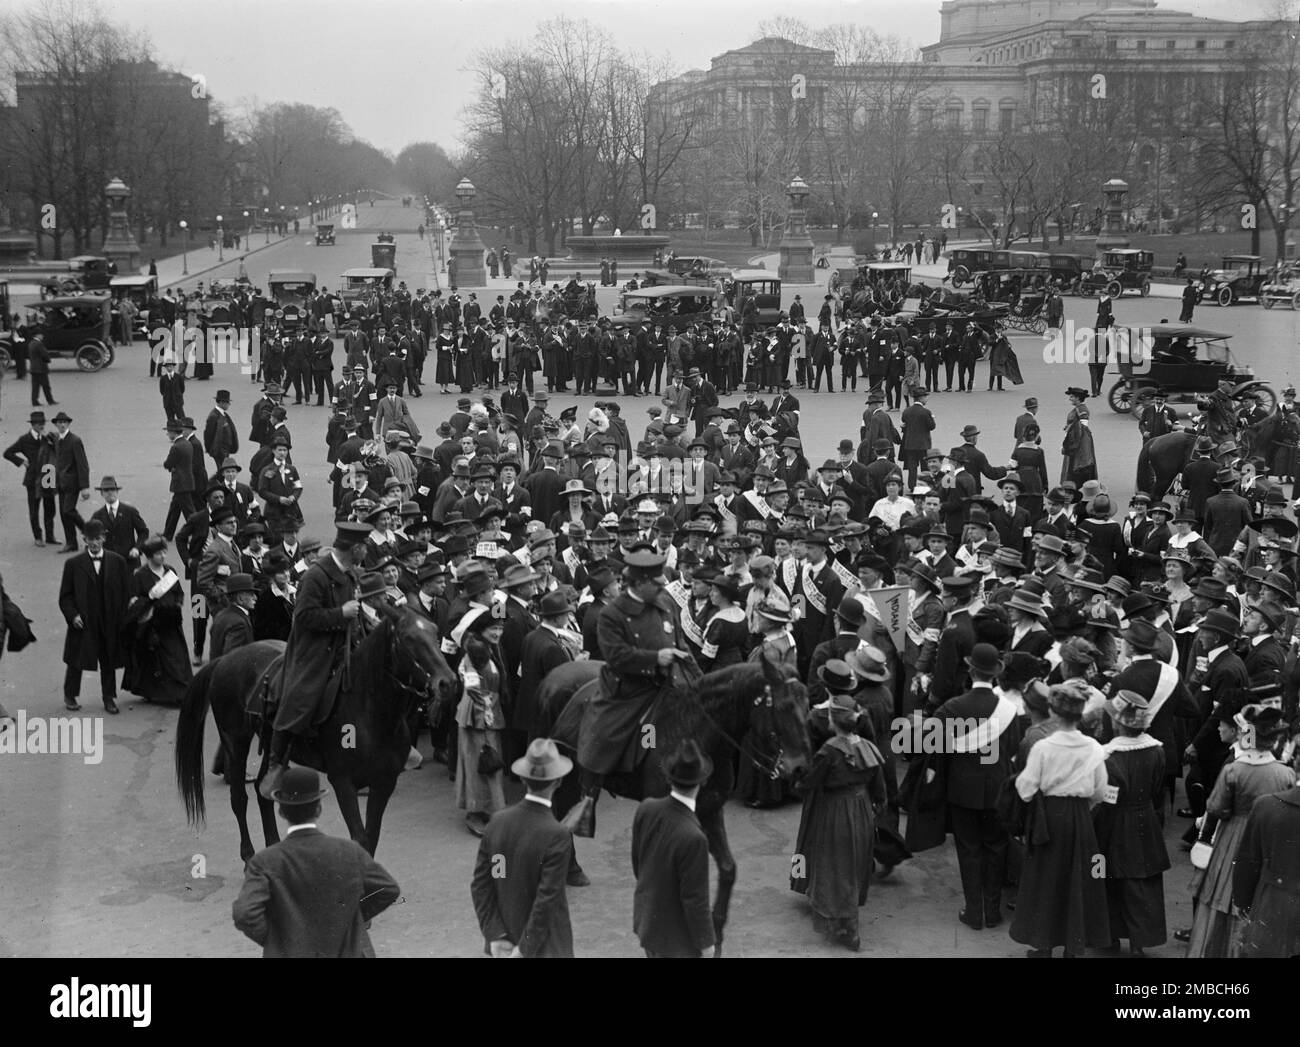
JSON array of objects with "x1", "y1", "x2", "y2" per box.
[{"x1": 1, "y1": 201, "x2": 1296, "y2": 958}]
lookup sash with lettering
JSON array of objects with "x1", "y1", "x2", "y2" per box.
[
  {"x1": 830, "y1": 552, "x2": 859, "y2": 593},
  {"x1": 778, "y1": 556, "x2": 800, "y2": 599},
  {"x1": 714, "y1": 493, "x2": 738, "y2": 535},
  {"x1": 561, "y1": 544, "x2": 583, "y2": 579},
  {"x1": 664, "y1": 579, "x2": 707, "y2": 649},
  {"x1": 742, "y1": 489, "x2": 773, "y2": 520},
  {"x1": 801, "y1": 562, "x2": 830, "y2": 617}
]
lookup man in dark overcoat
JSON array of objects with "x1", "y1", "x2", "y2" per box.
[
  {"x1": 58, "y1": 518, "x2": 130, "y2": 713},
  {"x1": 259, "y1": 521, "x2": 369, "y2": 800},
  {"x1": 630, "y1": 739, "x2": 717, "y2": 958}
]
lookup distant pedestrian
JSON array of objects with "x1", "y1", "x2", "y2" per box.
[
  {"x1": 1180, "y1": 278, "x2": 1198, "y2": 323},
  {"x1": 28, "y1": 332, "x2": 55, "y2": 406},
  {"x1": 232, "y1": 767, "x2": 400, "y2": 957}
]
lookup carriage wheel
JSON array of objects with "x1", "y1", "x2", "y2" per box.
[
  {"x1": 76, "y1": 340, "x2": 109, "y2": 372},
  {"x1": 1107, "y1": 379, "x2": 1140, "y2": 414},
  {"x1": 1139, "y1": 279, "x2": 1151, "y2": 298},
  {"x1": 950, "y1": 268, "x2": 968, "y2": 288},
  {"x1": 0, "y1": 345, "x2": 11, "y2": 373},
  {"x1": 1105, "y1": 279, "x2": 1123, "y2": 299},
  {"x1": 1031, "y1": 317, "x2": 1048, "y2": 335},
  {"x1": 1249, "y1": 385, "x2": 1278, "y2": 414},
  {"x1": 1217, "y1": 286, "x2": 1234, "y2": 307},
  {"x1": 1291, "y1": 291, "x2": 1300, "y2": 310}
]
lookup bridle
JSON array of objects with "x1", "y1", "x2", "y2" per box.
[
  {"x1": 697, "y1": 683, "x2": 785, "y2": 781},
  {"x1": 383, "y1": 619, "x2": 441, "y2": 709}
]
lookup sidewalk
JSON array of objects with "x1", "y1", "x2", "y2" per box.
[{"x1": 143, "y1": 232, "x2": 299, "y2": 290}]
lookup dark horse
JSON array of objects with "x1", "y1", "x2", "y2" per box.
[
  {"x1": 1135, "y1": 430, "x2": 1241, "y2": 499},
  {"x1": 176, "y1": 607, "x2": 456, "y2": 860},
  {"x1": 534, "y1": 655, "x2": 811, "y2": 952}
]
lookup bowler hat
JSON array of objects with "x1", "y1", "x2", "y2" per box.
[
  {"x1": 663, "y1": 739, "x2": 713, "y2": 787},
  {"x1": 271, "y1": 766, "x2": 329, "y2": 806},
  {"x1": 965, "y1": 643, "x2": 1003, "y2": 676},
  {"x1": 224, "y1": 572, "x2": 256, "y2": 596}
]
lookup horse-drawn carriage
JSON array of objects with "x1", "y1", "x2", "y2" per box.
[
  {"x1": 0, "y1": 293, "x2": 115, "y2": 372},
  {"x1": 549, "y1": 282, "x2": 599, "y2": 321},
  {"x1": 1106, "y1": 323, "x2": 1276, "y2": 414}
]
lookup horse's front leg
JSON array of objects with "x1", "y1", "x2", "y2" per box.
[
  {"x1": 700, "y1": 806, "x2": 737, "y2": 956},
  {"x1": 363, "y1": 775, "x2": 397, "y2": 857},
  {"x1": 330, "y1": 772, "x2": 370, "y2": 853}
]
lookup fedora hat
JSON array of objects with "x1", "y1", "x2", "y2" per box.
[
  {"x1": 271, "y1": 766, "x2": 329, "y2": 806},
  {"x1": 52, "y1": 410, "x2": 73, "y2": 423},
  {"x1": 960, "y1": 424, "x2": 980, "y2": 439},
  {"x1": 999, "y1": 472, "x2": 1024, "y2": 492},
  {"x1": 1119, "y1": 618, "x2": 1161, "y2": 653},
  {"x1": 1037, "y1": 533, "x2": 1067, "y2": 557},
  {"x1": 537, "y1": 590, "x2": 570, "y2": 618},
  {"x1": 1193, "y1": 577, "x2": 1229, "y2": 601},
  {"x1": 991, "y1": 547, "x2": 1027, "y2": 574},
  {"x1": 817, "y1": 658, "x2": 859, "y2": 694},
  {"x1": 910, "y1": 562, "x2": 941, "y2": 591},
  {"x1": 1200, "y1": 608, "x2": 1240, "y2": 637},
  {"x1": 356, "y1": 572, "x2": 389, "y2": 600},
  {"x1": 663, "y1": 739, "x2": 713, "y2": 787},
  {"x1": 1253, "y1": 600, "x2": 1288, "y2": 630},
  {"x1": 1006, "y1": 591, "x2": 1047, "y2": 618},
  {"x1": 95, "y1": 475, "x2": 121, "y2": 491},
  {"x1": 964, "y1": 643, "x2": 1003, "y2": 676},
  {"x1": 224, "y1": 572, "x2": 257, "y2": 596},
  {"x1": 847, "y1": 645, "x2": 890, "y2": 683},
  {"x1": 511, "y1": 737, "x2": 573, "y2": 781}
]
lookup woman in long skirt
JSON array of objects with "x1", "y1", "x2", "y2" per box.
[
  {"x1": 434, "y1": 332, "x2": 455, "y2": 393},
  {"x1": 1011, "y1": 424, "x2": 1049, "y2": 524},
  {"x1": 791, "y1": 691, "x2": 886, "y2": 952},
  {"x1": 120, "y1": 535, "x2": 192, "y2": 705},
  {"x1": 451, "y1": 607, "x2": 508, "y2": 836},
  {"x1": 1186, "y1": 706, "x2": 1295, "y2": 957},
  {"x1": 1094, "y1": 691, "x2": 1171, "y2": 955},
  {"x1": 1011, "y1": 680, "x2": 1113, "y2": 957},
  {"x1": 1061, "y1": 387, "x2": 1097, "y2": 486}
]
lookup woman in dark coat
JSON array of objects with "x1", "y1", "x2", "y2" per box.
[
  {"x1": 434, "y1": 330, "x2": 455, "y2": 392},
  {"x1": 121, "y1": 534, "x2": 193, "y2": 705},
  {"x1": 1011, "y1": 680, "x2": 1112, "y2": 957},
  {"x1": 1011, "y1": 424, "x2": 1049, "y2": 524},
  {"x1": 791, "y1": 687, "x2": 886, "y2": 952},
  {"x1": 252, "y1": 553, "x2": 295, "y2": 641},
  {"x1": 699, "y1": 577, "x2": 751, "y2": 671},
  {"x1": 1061, "y1": 387, "x2": 1097, "y2": 486},
  {"x1": 1093, "y1": 691, "x2": 1170, "y2": 955}
]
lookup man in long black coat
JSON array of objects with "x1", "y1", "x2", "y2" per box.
[
  {"x1": 52, "y1": 411, "x2": 90, "y2": 552},
  {"x1": 631, "y1": 740, "x2": 717, "y2": 958},
  {"x1": 58, "y1": 519, "x2": 130, "y2": 713},
  {"x1": 515, "y1": 592, "x2": 574, "y2": 741},
  {"x1": 4, "y1": 410, "x2": 57, "y2": 545}
]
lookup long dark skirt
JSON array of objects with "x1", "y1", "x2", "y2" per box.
[
  {"x1": 435, "y1": 351, "x2": 454, "y2": 385},
  {"x1": 1106, "y1": 875, "x2": 1167, "y2": 948},
  {"x1": 791, "y1": 785, "x2": 875, "y2": 922},
  {"x1": 1010, "y1": 795, "x2": 1112, "y2": 953},
  {"x1": 121, "y1": 620, "x2": 193, "y2": 705},
  {"x1": 737, "y1": 733, "x2": 789, "y2": 807}
]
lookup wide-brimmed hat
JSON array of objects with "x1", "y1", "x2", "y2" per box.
[
  {"x1": 1249, "y1": 516, "x2": 1298, "y2": 540},
  {"x1": 271, "y1": 766, "x2": 329, "y2": 806},
  {"x1": 910, "y1": 562, "x2": 941, "y2": 591},
  {"x1": 817, "y1": 658, "x2": 859, "y2": 694},
  {"x1": 1119, "y1": 618, "x2": 1161, "y2": 653},
  {"x1": 1065, "y1": 568, "x2": 1107, "y2": 593},
  {"x1": 753, "y1": 600, "x2": 791, "y2": 624},
  {"x1": 95, "y1": 475, "x2": 121, "y2": 491},
  {"x1": 663, "y1": 739, "x2": 713, "y2": 787},
  {"x1": 1006, "y1": 591, "x2": 1047, "y2": 618},
  {"x1": 847, "y1": 645, "x2": 890, "y2": 683},
  {"x1": 511, "y1": 737, "x2": 573, "y2": 781},
  {"x1": 1199, "y1": 607, "x2": 1240, "y2": 637}
]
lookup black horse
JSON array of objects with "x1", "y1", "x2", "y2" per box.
[
  {"x1": 176, "y1": 606, "x2": 456, "y2": 860},
  {"x1": 534, "y1": 655, "x2": 811, "y2": 952}
]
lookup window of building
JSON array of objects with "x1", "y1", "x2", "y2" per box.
[
  {"x1": 1107, "y1": 39, "x2": 1118, "y2": 51},
  {"x1": 1225, "y1": 40, "x2": 1235, "y2": 50},
  {"x1": 1196, "y1": 39, "x2": 1206, "y2": 50},
  {"x1": 1166, "y1": 40, "x2": 1176, "y2": 50},
  {"x1": 1137, "y1": 40, "x2": 1146, "y2": 51},
  {"x1": 999, "y1": 106, "x2": 1015, "y2": 131},
  {"x1": 973, "y1": 107, "x2": 988, "y2": 131},
  {"x1": 919, "y1": 106, "x2": 935, "y2": 128},
  {"x1": 1071, "y1": 38, "x2": 1082, "y2": 49},
  {"x1": 946, "y1": 104, "x2": 963, "y2": 129}
]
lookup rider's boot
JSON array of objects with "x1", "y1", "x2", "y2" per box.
[
  {"x1": 561, "y1": 772, "x2": 602, "y2": 838},
  {"x1": 258, "y1": 730, "x2": 293, "y2": 801}
]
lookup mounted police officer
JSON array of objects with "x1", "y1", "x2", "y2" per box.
[{"x1": 563, "y1": 547, "x2": 698, "y2": 837}]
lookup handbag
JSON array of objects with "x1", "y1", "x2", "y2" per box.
[
  {"x1": 476, "y1": 742, "x2": 504, "y2": 776},
  {"x1": 2, "y1": 590, "x2": 36, "y2": 653},
  {"x1": 1190, "y1": 816, "x2": 1219, "y2": 870}
]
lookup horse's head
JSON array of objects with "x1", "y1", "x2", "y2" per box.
[
  {"x1": 756, "y1": 653, "x2": 812, "y2": 788},
  {"x1": 386, "y1": 607, "x2": 457, "y2": 709}
]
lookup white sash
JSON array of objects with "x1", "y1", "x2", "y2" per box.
[
  {"x1": 561, "y1": 545, "x2": 582, "y2": 578},
  {"x1": 715, "y1": 494, "x2": 737, "y2": 533},
  {"x1": 1145, "y1": 660, "x2": 1181, "y2": 722},
  {"x1": 949, "y1": 695, "x2": 1018, "y2": 754},
  {"x1": 743, "y1": 489, "x2": 773, "y2": 519},
  {"x1": 830, "y1": 556, "x2": 858, "y2": 592},
  {"x1": 802, "y1": 563, "x2": 829, "y2": 616},
  {"x1": 665, "y1": 580, "x2": 706, "y2": 648}
]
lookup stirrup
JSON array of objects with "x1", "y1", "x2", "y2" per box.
[{"x1": 561, "y1": 795, "x2": 597, "y2": 838}]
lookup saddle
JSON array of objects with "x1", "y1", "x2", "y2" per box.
[
  {"x1": 253, "y1": 653, "x2": 347, "y2": 746},
  {"x1": 568, "y1": 660, "x2": 701, "y2": 776}
]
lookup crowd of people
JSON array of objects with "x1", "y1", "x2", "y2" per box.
[{"x1": 4, "y1": 254, "x2": 1300, "y2": 961}]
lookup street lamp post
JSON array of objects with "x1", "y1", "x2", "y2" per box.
[
  {"x1": 243, "y1": 210, "x2": 250, "y2": 248},
  {"x1": 179, "y1": 220, "x2": 189, "y2": 275},
  {"x1": 871, "y1": 211, "x2": 879, "y2": 254},
  {"x1": 778, "y1": 175, "x2": 815, "y2": 283},
  {"x1": 216, "y1": 214, "x2": 224, "y2": 261},
  {"x1": 449, "y1": 178, "x2": 487, "y2": 287},
  {"x1": 263, "y1": 208, "x2": 270, "y2": 245}
]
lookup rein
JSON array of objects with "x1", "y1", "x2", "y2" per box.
[
  {"x1": 381, "y1": 617, "x2": 439, "y2": 711},
  {"x1": 696, "y1": 681, "x2": 784, "y2": 781}
]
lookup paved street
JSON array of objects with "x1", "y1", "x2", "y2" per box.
[{"x1": 2, "y1": 202, "x2": 1297, "y2": 958}]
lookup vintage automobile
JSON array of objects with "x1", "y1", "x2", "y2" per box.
[
  {"x1": 1106, "y1": 323, "x2": 1275, "y2": 414},
  {"x1": 68, "y1": 255, "x2": 117, "y2": 290},
  {"x1": 640, "y1": 267, "x2": 720, "y2": 288},
  {"x1": 1077, "y1": 249, "x2": 1154, "y2": 298},
  {"x1": 267, "y1": 270, "x2": 317, "y2": 331},
  {"x1": 376, "y1": 232, "x2": 396, "y2": 244},
  {"x1": 0, "y1": 293, "x2": 115, "y2": 372},
  {"x1": 1198, "y1": 254, "x2": 1268, "y2": 306},
  {"x1": 665, "y1": 255, "x2": 729, "y2": 278},
  {"x1": 1039, "y1": 254, "x2": 1087, "y2": 291},
  {"x1": 340, "y1": 267, "x2": 395, "y2": 306},
  {"x1": 612, "y1": 285, "x2": 719, "y2": 328},
  {"x1": 725, "y1": 269, "x2": 783, "y2": 326},
  {"x1": 946, "y1": 248, "x2": 999, "y2": 287},
  {"x1": 1259, "y1": 264, "x2": 1300, "y2": 309},
  {"x1": 315, "y1": 223, "x2": 336, "y2": 246},
  {"x1": 109, "y1": 275, "x2": 158, "y2": 339},
  {"x1": 371, "y1": 242, "x2": 397, "y2": 273}
]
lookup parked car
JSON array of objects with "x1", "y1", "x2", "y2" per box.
[
  {"x1": 0, "y1": 293, "x2": 114, "y2": 372},
  {"x1": 725, "y1": 270, "x2": 783, "y2": 326},
  {"x1": 340, "y1": 267, "x2": 394, "y2": 306},
  {"x1": 267, "y1": 270, "x2": 317, "y2": 331},
  {"x1": 1259, "y1": 264, "x2": 1300, "y2": 309},
  {"x1": 109, "y1": 275, "x2": 158, "y2": 339},
  {"x1": 1077, "y1": 249, "x2": 1154, "y2": 298},
  {"x1": 1199, "y1": 254, "x2": 1268, "y2": 306},
  {"x1": 665, "y1": 255, "x2": 729, "y2": 277},
  {"x1": 315, "y1": 223, "x2": 336, "y2": 246}
]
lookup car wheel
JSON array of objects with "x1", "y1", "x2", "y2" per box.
[
  {"x1": 1105, "y1": 279, "x2": 1123, "y2": 299},
  {"x1": 1250, "y1": 385, "x2": 1278, "y2": 414},
  {"x1": 1263, "y1": 294, "x2": 1276, "y2": 309},
  {"x1": 1140, "y1": 279, "x2": 1151, "y2": 297},
  {"x1": 1292, "y1": 291, "x2": 1300, "y2": 311},
  {"x1": 1108, "y1": 379, "x2": 1138, "y2": 414},
  {"x1": 76, "y1": 341, "x2": 108, "y2": 372},
  {"x1": 1217, "y1": 286, "x2": 1234, "y2": 307}
]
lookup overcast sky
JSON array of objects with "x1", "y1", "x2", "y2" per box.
[{"x1": 99, "y1": 0, "x2": 1279, "y2": 155}]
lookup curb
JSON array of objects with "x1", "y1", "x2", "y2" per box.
[{"x1": 154, "y1": 234, "x2": 300, "y2": 290}]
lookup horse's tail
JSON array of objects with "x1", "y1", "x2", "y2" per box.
[{"x1": 175, "y1": 660, "x2": 215, "y2": 829}]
